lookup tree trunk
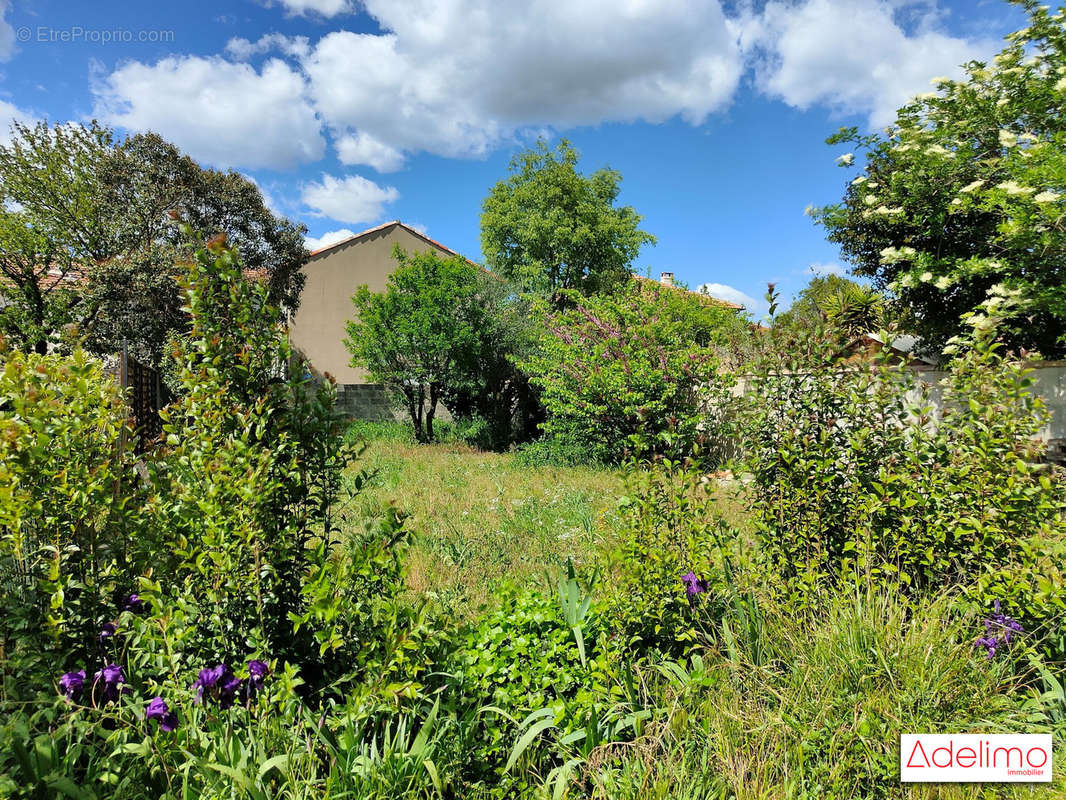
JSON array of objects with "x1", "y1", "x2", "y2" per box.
[
  {"x1": 414, "y1": 384, "x2": 427, "y2": 442},
  {"x1": 404, "y1": 386, "x2": 424, "y2": 442},
  {"x1": 426, "y1": 382, "x2": 438, "y2": 442}
]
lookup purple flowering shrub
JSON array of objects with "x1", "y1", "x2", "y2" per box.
[{"x1": 517, "y1": 281, "x2": 740, "y2": 464}]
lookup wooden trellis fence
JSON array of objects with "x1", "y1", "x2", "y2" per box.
[{"x1": 116, "y1": 344, "x2": 169, "y2": 451}]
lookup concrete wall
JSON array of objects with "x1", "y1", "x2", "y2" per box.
[
  {"x1": 288, "y1": 222, "x2": 455, "y2": 386},
  {"x1": 735, "y1": 362, "x2": 1066, "y2": 461},
  {"x1": 911, "y1": 361, "x2": 1066, "y2": 459}
]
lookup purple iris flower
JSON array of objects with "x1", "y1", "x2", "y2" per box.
[
  {"x1": 246, "y1": 659, "x2": 269, "y2": 698},
  {"x1": 98, "y1": 622, "x2": 117, "y2": 645},
  {"x1": 220, "y1": 674, "x2": 242, "y2": 709},
  {"x1": 94, "y1": 663, "x2": 125, "y2": 703},
  {"x1": 975, "y1": 600, "x2": 1024, "y2": 658},
  {"x1": 193, "y1": 664, "x2": 225, "y2": 703},
  {"x1": 59, "y1": 670, "x2": 86, "y2": 701},
  {"x1": 681, "y1": 571, "x2": 708, "y2": 598},
  {"x1": 193, "y1": 663, "x2": 241, "y2": 707},
  {"x1": 145, "y1": 696, "x2": 179, "y2": 732},
  {"x1": 124, "y1": 594, "x2": 145, "y2": 614}
]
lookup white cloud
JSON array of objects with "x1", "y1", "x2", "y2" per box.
[
  {"x1": 88, "y1": 0, "x2": 999, "y2": 171},
  {"x1": 301, "y1": 173, "x2": 399, "y2": 224},
  {"x1": 807, "y1": 261, "x2": 846, "y2": 276},
  {"x1": 302, "y1": 0, "x2": 744, "y2": 166},
  {"x1": 335, "y1": 130, "x2": 405, "y2": 172},
  {"x1": 225, "y1": 33, "x2": 310, "y2": 61},
  {"x1": 305, "y1": 227, "x2": 357, "y2": 251},
  {"x1": 744, "y1": 0, "x2": 997, "y2": 127},
  {"x1": 271, "y1": 0, "x2": 354, "y2": 17},
  {"x1": 0, "y1": 99, "x2": 36, "y2": 145},
  {"x1": 697, "y1": 282, "x2": 762, "y2": 313},
  {"x1": 93, "y1": 56, "x2": 325, "y2": 170}
]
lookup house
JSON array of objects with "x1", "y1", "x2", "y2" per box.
[
  {"x1": 287, "y1": 220, "x2": 461, "y2": 418},
  {"x1": 288, "y1": 221, "x2": 746, "y2": 418}
]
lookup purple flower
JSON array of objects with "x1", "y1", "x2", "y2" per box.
[
  {"x1": 220, "y1": 674, "x2": 242, "y2": 709},
  {"x1": 681, "y1": 571, "x2": 708, "y2": 598},
  {"x1": 59, "y1": 670, "x2": 86, "y2": 701},
  {"x1": 93, "y1": 663, "x2": 125, "y2": 704},
  {"x1": 193, "y1": 664, "x2": 225, "y2": 702},
  {"x1": 145, "y1": 696, "x2": 179, "y2": 732},
  {"x1": 193, "y1": 663, "x2": 240, "y2": 707},
  {"x1": 98, "y1": 622, "x2": 117, "y2": 645},
  {"x1": 975, "y1": 601, "x2": 1024, "y2": 658},
  {"x1": 124, "y1": 594, "x2": 145, "y2": 614},
  {"x1": 246, "y1": 659, "x2": 269, "y2": 698}
]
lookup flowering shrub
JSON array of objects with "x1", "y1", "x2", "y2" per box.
[{"x1": 518, "y1": 279, "x2": 740, "y2": 463}]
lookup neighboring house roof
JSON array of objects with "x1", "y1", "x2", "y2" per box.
[
  {"x1": 632, "y1": 273, "x2": 744, "y2": 311},
  {"x1": 309, "y1": 224, "x2": 745, "y2": 311},
  {"x1": 309, "y1": 220, "x2": 463, "y2": 260},
  {"x1": 846, "y1": 332, "x2": 938, "y2": 366},
  {"x1": 0, "y1": 265, "x2": 87, "y2": 291}
]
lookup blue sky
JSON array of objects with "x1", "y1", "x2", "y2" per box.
[{"x1": 0, "y1": 0, "x2": 1027, "y2": 315}]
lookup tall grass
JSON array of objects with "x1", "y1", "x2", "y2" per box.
[
  {"x1": 590, "y1": 590, "x2": 1060, "y2": 800},
  {"x1": 340, "y1": 422, "x2": 627, "y2": 613}
]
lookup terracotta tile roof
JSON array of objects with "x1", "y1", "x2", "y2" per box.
[
  {"x1": 0, "y1": 265, "x2": 87, "y2": 291},
  {"x1": 632, "y1": 273, "x2": 744, "y2": 310},
  {"x1": 307, "y1": 223, "x2": 746, "y2": 311}
]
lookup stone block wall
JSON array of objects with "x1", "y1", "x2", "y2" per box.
[{"x1": 334, "y1": 384, "x2": 399, "y2": 420}]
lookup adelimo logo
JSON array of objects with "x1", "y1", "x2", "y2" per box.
[{"x1": 901, "y1": 734, "x2": 1052, "y2": 782}]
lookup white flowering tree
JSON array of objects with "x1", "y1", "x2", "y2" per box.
[{"x1": 814, "y1": 0, "x2": 1066, "y2": 357}]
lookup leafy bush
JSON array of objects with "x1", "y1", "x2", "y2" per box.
[
  {"x1": 142, "y1": 230, "x2": 376, "y2": 686},
  {"x1": 519, "y1": 279, "x2": 739, "y2": 464},
  {"x1": 0, "y1": 345, "x2": 144, "y2": 689},
  {"x1": 739, "y1": 294, "x2": 1066, "y2": 649},
  {"x1": 603, "y1": 443, "x2": 731, "y2": 655}
]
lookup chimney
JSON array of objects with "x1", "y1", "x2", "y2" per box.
[{"x1": 659, "y1": 271, "x2": 674, "y2": 287}]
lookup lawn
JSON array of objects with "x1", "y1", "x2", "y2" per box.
[{"x1": 341, "y1": 422, "x2": 629, "y2": 613}]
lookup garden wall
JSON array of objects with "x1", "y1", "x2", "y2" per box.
[{"x1": 911, "y1": 361, "x2": 1066, "y2": 461}]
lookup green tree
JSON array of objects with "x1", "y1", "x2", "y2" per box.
[
  {"x1": 436, "y1": 276, "x2": 543, "y2": 449},
  {"x1": 814, "y1": 1, "x2": 1066, "y2": 356},
  {"x1": 480, "y1": 139, "x2": 655, "y2": 302},
  {"x1": 0, "y1": 122, "x2": 308, "y2": 364},
  {"x1": 777, "y1": 274, "x2": 889, "y2": 338},
  {"x1": 345, "y1": 247, "x2": 498, "y2": 442},
  {"x1": 0, "y1": 123, "x2": 113, "y2": 354},
  {"x1": 519, "y1": 279, "x2": 740, "y2": 463}
]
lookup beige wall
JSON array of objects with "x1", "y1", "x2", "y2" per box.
[{"x1": 288, "y1": 223, "x2": 453, "y2": 385}]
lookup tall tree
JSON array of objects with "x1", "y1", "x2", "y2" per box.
[
  {"x1": 0, "y1": 122, "x2": 308, "y2": 364},
  {"x1": 480, "y1": 139, "x2": 655, "y2": 302},
  {"x1": 813, "y1": 1, "x2": 1066, "y2": 356}
]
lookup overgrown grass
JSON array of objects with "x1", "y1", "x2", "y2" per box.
[
  {"x1": 342, "y1": 421, "x2": 628, "y2": 613},
  {"x1": 591, "y1": 590, "x2": 1064, "y2": 799}
]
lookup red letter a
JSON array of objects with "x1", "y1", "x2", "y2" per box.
[{"x1": 907, "y1": 739, "x2": 931, "y2": 768}]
